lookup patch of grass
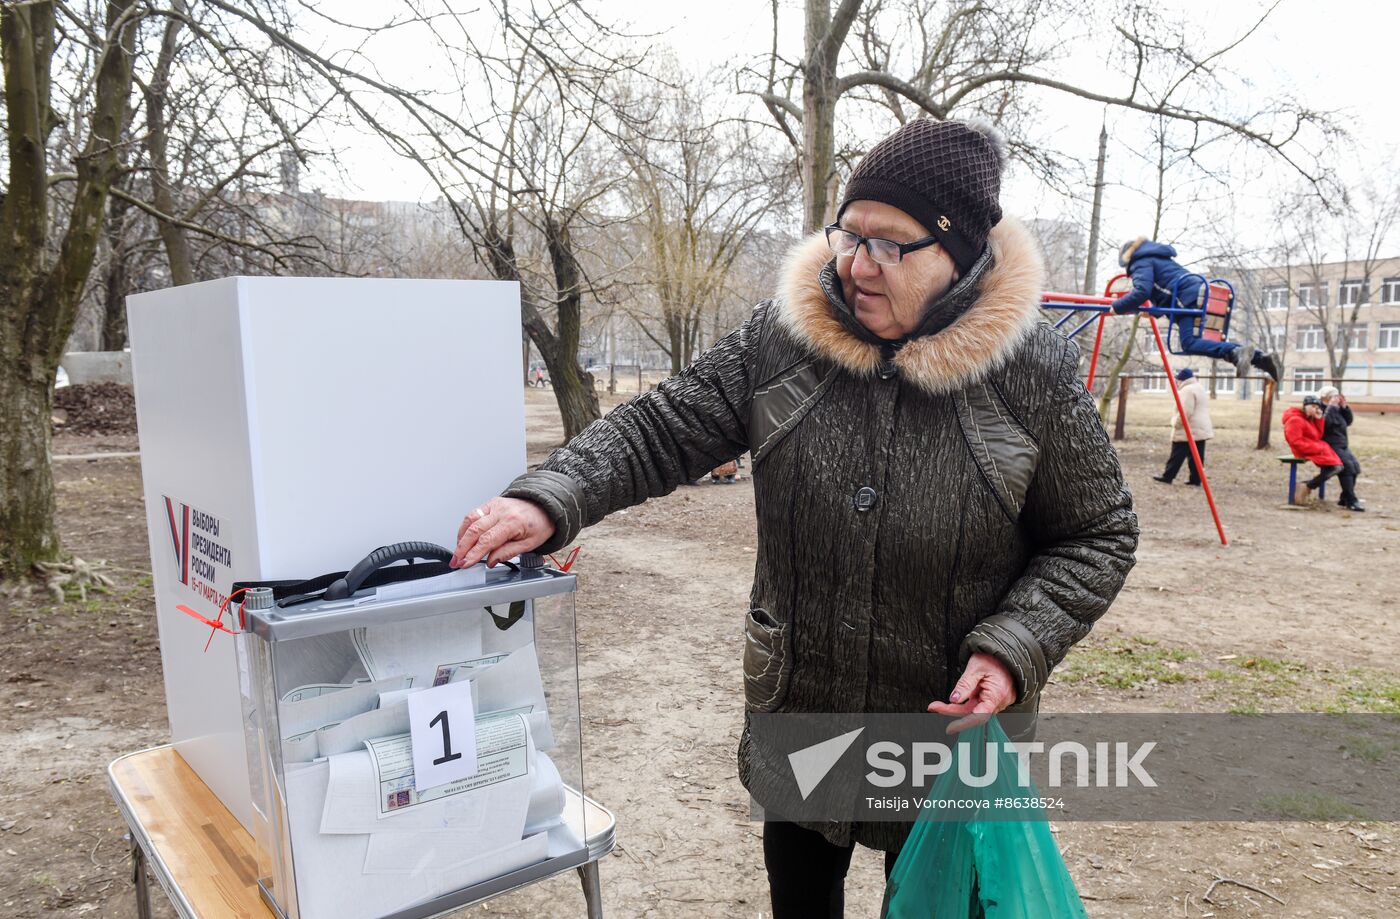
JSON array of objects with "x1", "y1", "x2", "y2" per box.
[
  {"x1": 1059, "y1": 638, "x2": 1400, "y2": 715},
  {"x1": 1338, "y1": 734, "x2": 1390, "y2": 764},
  {"x1": 1256, "y1": 791, "x2": 1367, "y2": 821},
  {"x1": 1304, "y1": 669, "x2": 1400, "y2": 714},
  {"x1": 1058, "y1": 640, "x2": 1194, "y2": 690}
]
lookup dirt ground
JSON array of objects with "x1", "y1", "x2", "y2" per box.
[{"x1": 2, "y1": 385, "x2": 1398, "y2": 919}]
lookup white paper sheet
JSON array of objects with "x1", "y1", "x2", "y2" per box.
[
  {"x1": 370, "y1": 566, "x2": 486, "y2": 603},
  {"x1": 524, "y1": 751, "x2": 566, "y2": 835},
  {"x1": 285, "y1": 761, "x2": 439, "y2": 919},
  {"x1": 279, "y1": 676, "x2": 411, "y2": 738},
  {"x1": 471, "y1": 643, "x2": 553, "y2": 749},
  {"x1": 378, "y1": 687, "x2": 422, "y2": 709},
  {"x1": 282, "y1": 717, "x2": 565, "y2": 918},
  {"x1": 277, "y1": 632, "x2": 368, "y2": 691},
  {"x1": 320, "y1": 714, "x2": 533, "y2": 835},
  {"x1": 315, "y1": 703, "x2": 410, "y2": 758},
  {"x1": 351, "y1": 611, "x2": 483, "y2": 686},
  {"x1": 430, "y1": 652, "x2": 509, "y2": 687}
]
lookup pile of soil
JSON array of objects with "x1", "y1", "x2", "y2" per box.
[{"x1": 52, "y1": 382, "x2": 137, "y2": 435}]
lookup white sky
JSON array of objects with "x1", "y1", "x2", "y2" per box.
[{"x1": 306, "y1": 0, "x2": 1400, "y2": 273}]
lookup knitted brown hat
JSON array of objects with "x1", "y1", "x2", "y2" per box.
[{"x1": 837, "y1": 118, "x2": 1007, "y2": 273}]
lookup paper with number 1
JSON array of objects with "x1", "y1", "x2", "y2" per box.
[{"x1": 406, "y1": 679, "x2": 478, "y2": 792}]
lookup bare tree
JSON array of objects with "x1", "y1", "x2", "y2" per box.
[
  {"x1": 1277, "y1": 184, "x2": 1400, "y2": 382},
  {"x1": 1, "y1": 0, "x2": 141, "y2": 576},
  {"x1": 618, "y1": 67, "x2": 788, "y2": 374},
  {"x1": 748, "y1": 0, "x2": 1333, "y2": 234}
]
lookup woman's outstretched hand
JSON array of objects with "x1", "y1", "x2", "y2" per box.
[
  {"x1": 927, "y1": 652, "x2": 1016, "y2": 734},
  {"x1": 449, "y1": 497, "x2": 556, "y2": 569}
]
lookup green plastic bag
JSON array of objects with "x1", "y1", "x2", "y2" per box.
[{"x1": 881, "y1": 718, "x2": 1088, "y2": 919}]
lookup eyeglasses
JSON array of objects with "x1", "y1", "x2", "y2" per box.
[{"x1": 824, "y1": 225, "x2": 939, "y2": 265}]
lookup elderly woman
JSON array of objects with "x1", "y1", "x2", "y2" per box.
[
  {"x1": 451, "y1": 119, "x2": 1138, "y2": 917},
  {"x1": 1318, "y1": 386, "x2": 1364, "y2": 511}
]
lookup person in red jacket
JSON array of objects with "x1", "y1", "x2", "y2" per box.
[{"x1": 1282, "y1": 395, "x2": 1342, "y2": 501}]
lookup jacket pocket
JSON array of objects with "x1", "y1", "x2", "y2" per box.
[{"x1": 743, "y1": 607, "x2": 792, "y2": 713}]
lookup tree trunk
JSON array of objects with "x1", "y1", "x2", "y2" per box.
[
  {"x1": 100, "y1": 178, "x2": 133, "y2": 351},
  {"x1": 1, "y1": 0, "x2": 138, "y2": 577},
  {"x1": 100, "y1": 236, "x2": 130, "y2": 350},
  {"x1": 668, "y1": 313, "x2": 683, "y2": 376},
  {"x1": 1082, "y1": 120, "x2": 1108, "y2": 294},
  {"x1": 800, "y1": 0, "x2": 859, "y2": 233},
  {"x1": 0, "y1": 372, "x2": 59, "y2": 576},
  {"x1": 146, "y1": 3, "x2": 194, "y2": 286},
  {"x1": 485, "y1": 219, "x2": 600, "y2": 442},
  {"x1": 801, "y1": 50, "x2": 839, "y2": 234},
  {"x1": 1097, "y1": 314, "x2": 1141, "y2": 420}
]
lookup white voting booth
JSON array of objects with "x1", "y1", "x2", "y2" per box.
[{"x1": 127, "y1": 279, "x2": 600, "y2": 918}]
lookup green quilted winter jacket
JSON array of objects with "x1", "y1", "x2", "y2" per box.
[{"x1": 504, "y1": 217, "x2": 1139, "y2": 852}]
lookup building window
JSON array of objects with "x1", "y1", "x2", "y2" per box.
[
  {"x1": 1142, "y1": 373, "x2": 1168, "y2": 392},
  {"x1": 1295, "y1": 324, "x2": 1325, "y2": 351},
  {"x1": 1292, "y1": 368, "x2": 1324, "y2": 393},
  {"x1": 1297, "y1": 283, "x2": 1327, "y2": 308},
  {"x1": 1379, "y1": 323, "x2": 1400, "y2": 351},
  {"x1": 1345, "y1": 324, "x2": 1368, "y2": 351},
  {"x1": 1208, "y1": 374, "x2": 1235, "y2": 394},
  {"x1": 1263, "y1": 285, "x2": 1289, "y2": 311},
  {"x1": 1338, "y1": 279, "x2": 1368, "y2": 307},
  {"x1": 1265, "y1": 329, "x2": 1286, "y2": 353},
  {"x1": 1381, "y1": 278, "x2": 1400, "y2": 304}
]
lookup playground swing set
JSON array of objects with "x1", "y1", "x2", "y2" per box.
[{"x1": 1040, "y1": 272, "x2": 1238, "y2": 547}]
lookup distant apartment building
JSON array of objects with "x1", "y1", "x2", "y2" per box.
[
  {"x1": 1225, "y1": 255, "x2": 1400, "y2": 404},
  {"x1": 1124, "y1": 255, "x2": 1400, "y2": 404}
]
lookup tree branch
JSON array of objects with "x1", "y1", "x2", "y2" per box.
[{"x1": 837, "y1": 69, "x2": 947, "y2": 118}]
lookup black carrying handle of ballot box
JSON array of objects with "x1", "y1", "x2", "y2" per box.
[
  {"x1": 327, "y1": 541, "x2": 453, "y2": 600},
  {"x1": 233, "y1": 540, "x2": 508, "y2": 609}
]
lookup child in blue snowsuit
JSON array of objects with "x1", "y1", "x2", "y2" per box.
[{"x1": 1111, "y1": 238, "x2": 1280, "y2": 382}]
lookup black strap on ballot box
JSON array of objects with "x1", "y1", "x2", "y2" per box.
[{"x1": 232, "y1": 541, "x2": 519, "y2": 610}]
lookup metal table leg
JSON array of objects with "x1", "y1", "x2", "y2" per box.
[
  {"x1": 577, "y1": 861, "x2": 603, "y2": 919},
  {"x1": 131, "y1": 836, "x2": 153, "y2": 919}
]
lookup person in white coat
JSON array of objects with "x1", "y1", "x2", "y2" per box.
[{"x1": 1153, "y1": 368, "x2": 1213, "y2": 486}]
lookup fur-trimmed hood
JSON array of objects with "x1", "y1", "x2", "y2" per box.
[{"x1": 774, "y1": 217, "x2": 1046, "y2": 396}]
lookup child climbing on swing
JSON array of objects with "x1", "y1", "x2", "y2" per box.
[{"x1": 1111, "y1": 237, "x2": 1281, "y2": 382}]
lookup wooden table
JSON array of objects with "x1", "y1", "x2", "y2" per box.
[{"x1": 109, "y1": 745, "x2": 615, "y2": 919}]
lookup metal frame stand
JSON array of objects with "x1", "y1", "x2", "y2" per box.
[{"x1": 1041, "y1": 276, "x2": 1232, "y2": 546}]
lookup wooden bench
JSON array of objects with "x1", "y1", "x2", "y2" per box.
[{"x1": 1279, "y1": 456, "x2": 1325, "y2": 505}]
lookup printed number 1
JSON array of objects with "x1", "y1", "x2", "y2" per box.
[{"x1": 428, "y1": 710, "x2": 462, "y2": 765}]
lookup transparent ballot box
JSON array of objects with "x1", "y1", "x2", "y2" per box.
[{"x1": 236, "y1": 554, "x2": 586, "y2": 919}]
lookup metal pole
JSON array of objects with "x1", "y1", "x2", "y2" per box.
[
  {"x1": 1256, "y1": 378, "x2": 1275, "y2": 449},
  {"x1": 1113, "y1": 376, "x2": 1129, "y2": 441},
  {"x1": 1149, "y1": 316, "x2": 1227, "y2": 546},
  {"x1": 131, "y1": 839, "x2": 152, "y2": 919},
  {"x1": 1085, "y1": 313, "x2": 1107, "y2": 390}
]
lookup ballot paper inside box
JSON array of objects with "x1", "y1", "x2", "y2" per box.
[{"x1": 237, "y1": 564, "x2": 587, "y2": 919}]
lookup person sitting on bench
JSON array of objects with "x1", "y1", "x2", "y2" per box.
[
  {"x1": 1110, "y1": 238, "x2": 1280, "y2": 382},
  {"x1": 1318, "y1": 385, "x2": 1364, "y2": 512},
  {"x1": 1282, "y1": 395, "x2": 1342, "y2": 501}
]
